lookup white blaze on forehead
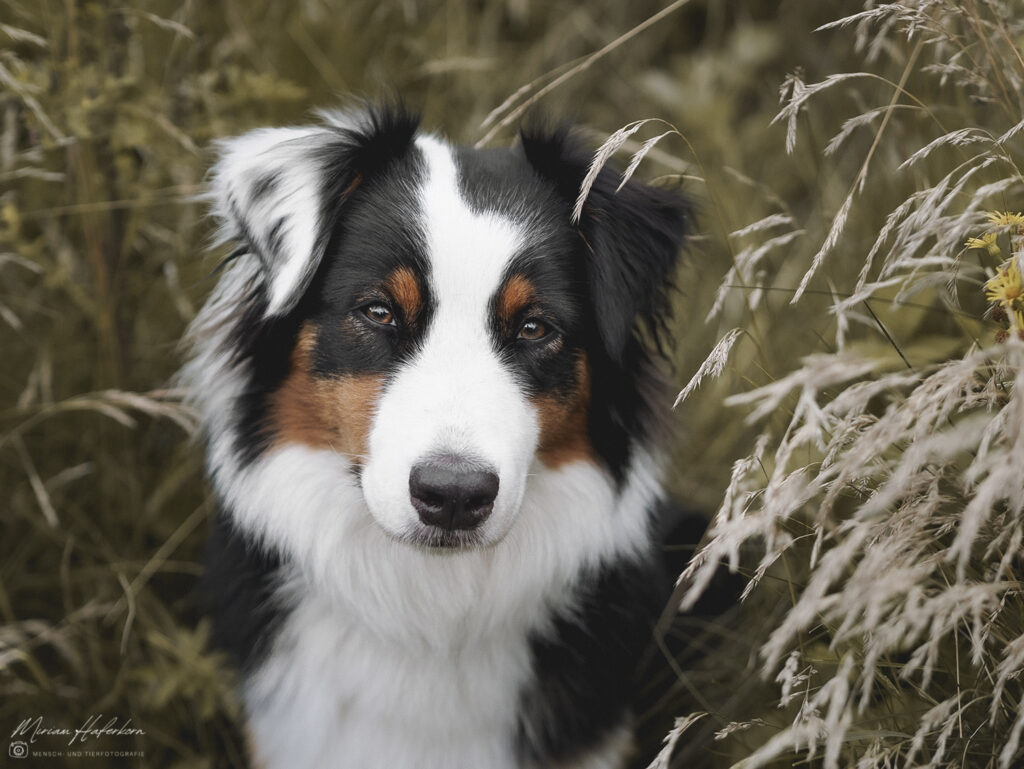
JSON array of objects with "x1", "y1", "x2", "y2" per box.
[
  {"x1": 358, "y1": 136, "x2": 539, "y2": 542},
  {"x1": 415, "y1": 135, "x2": 523, "y2": 328}
]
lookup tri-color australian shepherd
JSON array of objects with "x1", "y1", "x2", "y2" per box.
[{"x1": 181, "y1": 104, "x2": 690, "y2": 769}]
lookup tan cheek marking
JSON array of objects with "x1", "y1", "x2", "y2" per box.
[
  {"x1": 499, "y1": 274, "x2": 536, "y2": 324},
  {"x1": 535, "y1": 354, "x2": 594, "y2": 468},
  {"x1": 269, "y1": 324, "x2": 382, "y2": 462},
  {"x1": 386, "y1": 266, "x2": 422, "y2": 321}
]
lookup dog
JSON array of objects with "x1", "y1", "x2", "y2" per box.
[{"x1": 181, "y1": 104, "x2": 690, "y2": 769}]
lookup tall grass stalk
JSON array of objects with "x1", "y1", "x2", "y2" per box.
[{"x1": 655, "y1": 2, "x2": 1024, "y2": 766}]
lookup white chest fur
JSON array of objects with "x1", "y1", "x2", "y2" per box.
[
  {"x1": 244, "y1": 592, "x2": 533, "y2": 769},
  {"x1": 243, "y1": 592, "x2": 636, "y2": 769},
  {"x1": 221, "y1": 446, "x2": 661, "y2": 769}
]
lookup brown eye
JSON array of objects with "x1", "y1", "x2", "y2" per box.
[
  {"x1": 518, "y1": 318, "x2": 548, "y2": 341},
  {"x1": 363, "y1": 303, "x2": 395, "y2": 326}
]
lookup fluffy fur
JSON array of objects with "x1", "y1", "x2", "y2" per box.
[{"x1": 181, "y1": 105, "x2": 690, "y2": 769}]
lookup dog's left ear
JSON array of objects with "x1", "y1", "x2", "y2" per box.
[
  {"x1": 211, "y1": 107, "x2": 420, "y2": 318},
  {"x1": 520, "y1": 126, "x2": 691, "y2": 361}
]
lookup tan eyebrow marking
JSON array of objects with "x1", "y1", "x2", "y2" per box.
[
  {"x1": 385, "y1": 266, "x2": 423, "y2": 321},
  {"x1": 498, "y1": 274, "x2": 536, "y2": 324}
]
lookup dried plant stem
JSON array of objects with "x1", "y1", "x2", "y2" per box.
[{"x1": 475, "y1": 0, "x2": 694, "y2": 148}]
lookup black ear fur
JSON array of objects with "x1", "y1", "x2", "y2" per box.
[
  {"x1": 321, "y1": 103, "x2": 421, "y2": 194},
  {"x1": 304, "y1": 103, "x2": 423, "y2": 304},
  {"x1": 520, "y1": 125, "x2": 690, "y2": 361},
  {"x1": 212, "y1": 104, "x2": 421, "y2": 319},
  {"x1": 312, "y1": 103, "x2": 421, "y2": 286}
]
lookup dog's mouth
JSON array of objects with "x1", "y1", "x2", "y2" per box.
[{"x1": 397, "y1": 523, "x2": 489, "y2": 552}]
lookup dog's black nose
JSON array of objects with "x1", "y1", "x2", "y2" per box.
[{"x1": 409, "y1": 461, "x2": 499, "y2": 531}]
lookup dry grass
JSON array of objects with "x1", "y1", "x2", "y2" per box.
[
  {"x1": 642, "y1": 2, "x2": 1024, "y2": 766},
  {"x1": 4, "y1": 0, "x2": 1021, "y2": 767}
]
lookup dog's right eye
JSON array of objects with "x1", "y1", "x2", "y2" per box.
[
  {"x1": 362, "y1": 303, "x2": 396, "y2": 326},
  {"x1": 518, "y1": 318, "x2": 549, "y2": 341}
]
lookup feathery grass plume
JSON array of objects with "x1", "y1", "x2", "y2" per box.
[
  {"x1": 646, "y1": 712, "x2": 708, "y2": 769},
  {"x1": 572, "y1": 120, "x2": 647, "y2": 223},
  {"x1": 663, "y1": 1, "x2": 1024, "y2": 767},
  {"x1": 674, "y1": 328, "x2": 743, "y2": 407},
  {"x1": 617, "y1": 130, "x2": 677, "y2": 192},
  {"x1": 572, "y1": 118, "x2": 696, "y2": 225}
]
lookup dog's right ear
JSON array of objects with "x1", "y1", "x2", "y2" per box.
[
  {"x1": 520, "y1": 125, "x2": 690, "y2": 363},
  {"x1": 211, "y1": 107, "x2": 420, "y2": 318}
]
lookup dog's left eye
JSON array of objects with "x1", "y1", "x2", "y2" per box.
[
  {"x1": 362, "y1": 303, "x2": 396, "y2": 326},
  {"x1": 518, "y1": 318, "x2": 550, "y2": 341}
]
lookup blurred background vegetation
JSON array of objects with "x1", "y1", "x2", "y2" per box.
[{"x1": 4, "y1": 0, "x2": 1022, "y2": 767}]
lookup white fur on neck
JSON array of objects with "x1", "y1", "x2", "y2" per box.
[{"x1": 234, "y1": 444, "x2": 659, "y2": 769}]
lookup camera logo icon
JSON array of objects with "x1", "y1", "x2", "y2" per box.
[{"x1": 9, "y1": 741, "x2": 29, "y2": 759}]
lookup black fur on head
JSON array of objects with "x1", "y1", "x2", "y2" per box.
[
  {"x1": 519, "y1": 124, "x2": 691, "y2": 477},
  {"x1": 312, "y1": 104, "x2": 422, "y2": 283},
  {"x1": 518, "y1": 124, "x2": 691, "y2": 364}
]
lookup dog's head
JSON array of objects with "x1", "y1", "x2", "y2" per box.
[{"x1": 190, "y1": 106, "x2": 689, "y2": 551}]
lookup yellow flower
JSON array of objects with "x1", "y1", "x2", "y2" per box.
[
  {"x1": 985, "y1": 210, "x2": 1024, "y2": 228},
  {"x1": 985, "y1": 260, "x2": 1022, "y2": 304},
  {"x1": 965, "y1": 231, "x2": 1001, "y2": 258},
  {"x1": 986, "y1": 260, "x2": 1024, "y2": 332}
]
